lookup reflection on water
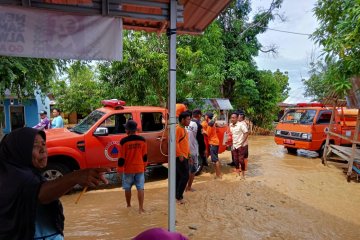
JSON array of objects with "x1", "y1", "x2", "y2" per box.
[
  {"x1": 62, "y1": 136, "x2": 360, "y2": 240},
  {"x1": 297, "y1": 149, "x2": 320, "y2": 158}
]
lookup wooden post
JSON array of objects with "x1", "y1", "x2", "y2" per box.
[
  {"x1": 322, "y1": 102, "x2": 336, "y2": 164},
  {"x1": 348, "y1": 109, "x2": 360, "y2": 181}
]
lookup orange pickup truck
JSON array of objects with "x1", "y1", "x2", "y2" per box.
[
  {"x1": 43, "y1": 100, "x2": 227, "y2": 180},
  {"x1": 274, "y1": 103, "x2": 358, "y2": 156}
]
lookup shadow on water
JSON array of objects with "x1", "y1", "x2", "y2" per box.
[{"x1": 297, "y1": 149, "x2": 320, "y2": 158}]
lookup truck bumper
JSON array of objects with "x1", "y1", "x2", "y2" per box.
[{"x1": 274, "y1": 136, "x2": 318, "y2": 151}]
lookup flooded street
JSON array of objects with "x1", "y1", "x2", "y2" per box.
[{"x1": 61, "y1": 136, "x2": 360, "y2": 239}]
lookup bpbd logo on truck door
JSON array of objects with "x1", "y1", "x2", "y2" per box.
[{"x1": 105, "y1": 141, "x2": 120, "y2": 161}]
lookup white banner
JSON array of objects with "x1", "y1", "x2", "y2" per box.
[{"x1": 0, "y1": 6, "x2": 122, "y2": 60}]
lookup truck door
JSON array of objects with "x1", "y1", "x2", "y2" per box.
[
  {"x1": 314, "y1": 110, "x2": 333, "y2": 147},
  {"x1": 139, "y1": 111, "x2": 168, "y2": 165},
  {"x1": 85, "y1": 113, "x2": 132, "y2": 169}
]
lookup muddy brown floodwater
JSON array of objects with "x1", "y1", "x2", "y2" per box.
[{"x1": 61, "y1": 136, "x2": 360, "y2": 240}]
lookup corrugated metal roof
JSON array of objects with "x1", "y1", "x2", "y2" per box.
[
  {"x1": 187, "y1": 98, "x2": 233, "y2": 110},
  {"x1": 0, "y1": 0, "x2": 232, "y2": 34},
  {"x1": 210, "y1": 98, "x2": 233, "y2": 110},
  {"x1": 321, "y1": 91, "x2": 349, "y2": 107}
]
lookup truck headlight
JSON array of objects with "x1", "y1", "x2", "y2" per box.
[
  {"x1": 276, "y1": 130, "x2": 281, "y2": 135},
  {"x1": 301, "y1": 133, "x2": 312, "y2": 140}
]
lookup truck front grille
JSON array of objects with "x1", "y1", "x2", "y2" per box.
[{"x1": 278, "y1": 131, "x2": 301, "y2": 138}]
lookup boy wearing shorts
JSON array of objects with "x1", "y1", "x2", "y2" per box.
[
  {"x1": 205, "y1": 112, "x2": 222, "y2": 179},
  {"x1": 118, "y1": 120, "x2": 148, "y2": 213}
]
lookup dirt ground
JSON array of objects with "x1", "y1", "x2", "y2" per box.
[{"x1": 61, "y1": 136, "x2": 360, "y2": 240}]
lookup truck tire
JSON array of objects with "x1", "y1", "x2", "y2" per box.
[
  {"x1": 286, "y1": 147, "x2": 297, "y2": 154},
  {"x1": 317, "y1": 143, "x2": 326, "y2": 158},
  {"x1": 42, "y1": 162, "x2": 71, "y2": 181}
]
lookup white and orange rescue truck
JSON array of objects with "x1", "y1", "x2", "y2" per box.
[{"x1": 274, "y1": 103, "x2": 358, "y2": 156}]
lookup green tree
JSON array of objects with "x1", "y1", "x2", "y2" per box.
[
  {"x1": 310, "y1": 0, "x2": 358, "y2": 97},
  {"x1": 218, "y1": 0, "x2": 283, "y2": 107},
  {"x1": 274, "y1": 69, "x2": 290, "y2": 100},
  {"x1": 0, "y1": 57, "x2": 61, "y2": 99},
  {"x1": 98, "y1": 25, "x2": 225, "y2": 106},
  {"x1": 303, "y1": 58, "x2": 329, "y2": 101},
  {"x1": 98, "y1": 31, "x2": 169, "y2": 106},
  {"x1": 97, "y1": 0, "x2": 289, "y2": 129},
  {"x1": 252, "y1": 69, "x2": 289, "y2": 127},
  {"x1": 177, "y1": 22, "x2": 225, "y2": 99},
  {"x1": 51, "y1": 61, "x2": 103, "y2": 115}
]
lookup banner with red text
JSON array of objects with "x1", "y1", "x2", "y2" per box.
[{"x1": 0, "y1": 6, "x2": 122, "y2": 60}]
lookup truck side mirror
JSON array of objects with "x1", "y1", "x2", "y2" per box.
[{"x1": 93, "y1": 127, "x2": 108, "y2": 136}]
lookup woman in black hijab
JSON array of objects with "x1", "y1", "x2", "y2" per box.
[{"x1": 0, "y1": 127, "x2": 108, "y2": 239}]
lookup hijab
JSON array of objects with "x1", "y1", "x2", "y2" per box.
[{"x1": 0, "y1": 127, "x2": 49, "y2": 239}]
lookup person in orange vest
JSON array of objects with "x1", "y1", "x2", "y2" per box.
[
  {"x1": 118, "y1": 120, "x2": 148, "y2": 213},
  {"x1": 205, "y1": 112, "x2": 222, "y2": 179},
  {"x1": 176, "y1": 111, "x2": 191, "y2": 204},
  {"x1": 176, "y1": 100, "x2": 189, "y2": 117}
]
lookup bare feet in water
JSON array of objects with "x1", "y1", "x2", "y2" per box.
[
  {"x1": 214, "y1": 174, "x2": 223, "y2": 180},
  {"x1": 139, "y1": 208, "x2": 145, "y2": 214},
  {"x1": 233, "y1": 169, "x2": 241, "y2": 177}
]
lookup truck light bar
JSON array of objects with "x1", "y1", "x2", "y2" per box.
[
  {"x1": 101, "y1": 99, "x2": 126, "y2": 108},
  {"x1": 296, "y1": 102, "x2": 325, "y2": 107}
]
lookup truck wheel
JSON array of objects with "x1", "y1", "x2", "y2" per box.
[
  {"x1": 42, "y1": 162, "x2": 70, "y2": 181},
  {"x1": 317, "y1": 143, "x2": 326, "y2": 158},
  {"x1": 286, "y1": 147, "x2": 297, "y2": 154}
]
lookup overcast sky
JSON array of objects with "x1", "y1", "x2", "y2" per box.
[{"x1": 251, "y1": 0, "x2": 319, "y2": 102}]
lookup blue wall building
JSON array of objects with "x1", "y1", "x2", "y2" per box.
[{"x1": 0, "y1": 92, "x2": 50, "y2": 134}]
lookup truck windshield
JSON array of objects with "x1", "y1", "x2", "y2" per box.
[
  {"x1": 281, "y1": 109, "x2": 316, "y2": 124},
  {"x1": 71, "y1": 110, "x2": 105, "y2": 134}
]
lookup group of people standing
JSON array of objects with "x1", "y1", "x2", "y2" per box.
[
  {"x1": 174, "y1": 101, "x2": 250, "y2": 204},
  {"x1": 33, "y1": 108, "x2": 64, "y2": 130},
  {"x1": 175, "y1": 109, "x2": 214, "y2": 204},
  {"x1": 0, "y1": 102, "x2": 249, "y2": 239}
]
